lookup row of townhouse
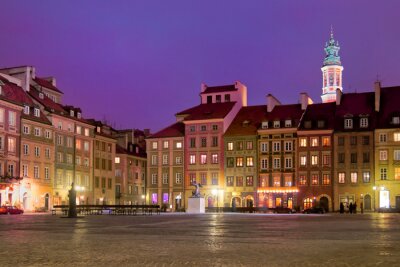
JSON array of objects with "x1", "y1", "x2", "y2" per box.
[
  {"x1": 0, "y1": 66, "x2": 147, "y2": 211},
  {"x1": 146, "y1": 80, "x2": 400, "y2": 212}
]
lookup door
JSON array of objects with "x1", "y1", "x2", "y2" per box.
[
  {"x1": 364, "y1": 195, "x2": 371, "y2": 210},
  {"x1": 207, "y1": 196, "x2": 214, "y2": 207},
  {"x1": 45, "y1": 194, "x2": 49, "y2": 210},
  {"x1": 396, "y1": 196, "x2": 400, "y2": 210},
  {"x1": 379, "y1": 190, "x2": 390, "y2": 208},
  {"x1": 319, "y1": 196, "x2": 329, "y2": 212},
  {"x1": 275, "y1": 197, "x2": 282, "y2": 207}
]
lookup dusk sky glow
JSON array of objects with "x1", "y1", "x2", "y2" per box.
[{"x1": 1, "y1": 1, "x2": 400, "y2": 132}]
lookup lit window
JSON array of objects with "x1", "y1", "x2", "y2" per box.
[
  {"x1": 227, "y1": 142, "x2": 233, "y2": 151},
  {"x1": 310, "y1": 137, "x2": 319, "y2": 147},
  {"x1": 322, "y1": 174, "x2": 330, "y2": 185},
  {"x1": 84, "y1": 141, "x2": 89, "y2": 151},
  {"x1": 338, "y1": 173, "x2": 345, "y2": 184},
  {"x1": 379, "y1": 150, "x2": 388, "y2": 161},
  {"x1": 8, "y1": 111, "x2": 16, "y2": 127},
  {"x1": 176, "y1": 142, "x2": 182, "y2": 149},
  {"x1": 236, "y1": 157, "x2": 243, "y2": 167},
  {"x1": 200, "y1": 154, "x2": 207, "y2": 164},
  {"x1": 351, "y1": 172, "x2": 357, "y2": 183},
  {"x1": 212, "y1": 154, "x2": 218, "y2": 164},
  {"x1": 363, "y1": 172, "x2": 370, "y2": 183},
  {"x1": 84, "y1": 128, "x2": 90, "y2": 137},
  {"x1": 152, "y1": 142, "x2": 158, "y2": 149},
  {"x1": 75, "y1": 140, "x2": 81, "y2": 150},
  {"x1": 300, "y1": 155, "x2": 307, "y2": 166},
  {"x1": 395, "y1": 168, "x2": 400, "y2": 180},
  {"x1": 189, "y1": 155, "x2": 196, "y2": 165},
  {"x1": 299, "y1": 138, "x2": 307, "y2": 147},
  {"x1": 394, "y1": 133, "x2": 400, "y2": 142},
  {"x1": 163, "y1": 141, "x2": 169, "y2": 149},
  {"x1": 311, "y1": 155, "x2": 318, "y2": 166},
  {"x1": 8, "y1": 137, "x2": 16, "y2": 153},
  {"x1": 311, "y1": 174, "x2": 319, "y2": 185},
  {"x1": 299, "y1": 175, "x2": 307, "y2": 185},
  {"x1": 246, "y1": 157, "x2": 254, "y2": 167},
  {"x1": 76, "y1": 126, "x2": 82, "y2": 134},
  {"x1": 322, "y1": 137, "x2": 331, "y2": 146},
  {"x1": 393, "y1": 117, "x2": 400, "y2": 125},
  {"x1": 151, "y1": 155, "x2": 157, "y2": 165}
]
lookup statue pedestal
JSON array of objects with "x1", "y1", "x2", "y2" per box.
[{"x1": 187, "y1": 197, "x2": 205, "y2": 213}]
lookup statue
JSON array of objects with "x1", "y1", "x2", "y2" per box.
[
  {"x1": 68, "y1": 182, "x2": 78, "y2": 218},
  {"x1": 192, "y1": 183, "x2": 202, "y2": 197}
]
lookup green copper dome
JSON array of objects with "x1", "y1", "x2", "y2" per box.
[{"x1": 323, "y1": 29, "x2": 341, "y2": 66}]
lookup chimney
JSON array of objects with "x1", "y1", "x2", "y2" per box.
[
  {"x1": 201, "y1": 83, "x2": 207, "y2": 93},
  {"x1": 299, "y1": 92, "x2": 313, "y2": 110},
  {"x1": 374, "y1": 81, "x2": 381, "y2": 112},
  {"x1": 267, "y1": 94, "x2": 281, "y2": 112},
  {"x1": 336, "y1": 89, "x2": 342, "y2": 105}
]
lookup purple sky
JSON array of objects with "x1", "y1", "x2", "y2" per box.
[{"x1": 1, "y1": 1, "x2": 400, "y2": 133}]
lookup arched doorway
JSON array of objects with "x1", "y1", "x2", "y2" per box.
[
  {"x1": 23, "y1": 193, "x2": 28, "y2": 210},
  {"x1": 364, "y1": 194, "x2": 372, "y2": 210},
  {"x1": 207, "y1": 196, "x2": 214, "y2": 207},
  {"x1": 246, "y1": 196, "x2": 254, "y2": 208},
  {"x1": 320, "y1": 196, "x2": 329, "y2": 212},
  {"x1": 45, "y1": 194, "x2": 50, "y2": 210},
  {"x1": 232, "y1": 197, "x2": 241, "y2": 208}
]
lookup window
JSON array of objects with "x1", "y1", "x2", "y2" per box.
[
  {"x1": 212, "y1": 136, "x2": 218, "y2": 147},
  {"x1": 67, "y1": 154, "x2": 73, "y2": 164},
  {"x1": 84, "y1": 128, "x2": 90, "y2": 137},
  {"x1": 363, "y1": 172, "x2": 370, "y2": 183},
  {"x1": 227, "y1": 176, "x2": 234, "y2": 186},
  {"x1": 34, "y1": 127, "x2": 41, "y2": 137},
  {"x1": 34, "y1": 166, "x2": 39, "y2": 178},
  {"x1": 246, "y1": 141, "x2": 253, "y2": 150},
  {"x1": 311, "y1": 155, "x2": 318, "y2": 166},
  {"x1": 317, "y1": 120, "x2": 325, "y2": 128},
  {"x1": 322, "y1": 174, "x2": 330, "y2": 185},
  {"x1": 246, "y1": 157, "x2": 254, "y2": 167},
  {"x1": 300, "y1": 156, "x2": 307, "y2": 166},
  {"x1": 162, "y1": 154, "x2": 168, "y2": 165},
  {"x1": 322, "y1": 137, "x2": 331, "y2": 146},
  {"x1": 284, "y1": 141, "x2": 292, "y2": 151},
  {"x1": 151, "y1": 155, "x2": 157, "y2": 165},
  {"x1": 212, "y1": 124, "x2": 218, "y2": 131},
  {"x1": 350, "y1": 136, "x2": 357, "y2": 145},
  {"x1": 261, "y1": 121, "x2": 268, "y2": 129},
  {"x1": 273, "y1": 176, "x2": 280, "y2": 187},
  {"x1": 338, "y1": 137, "x2": 344, "y2": 146},
  {"x1": 224, "y1": 94, "x2": 230, "y2": 102},
  {"x1": 380, "y1": 168, "x2": 387, "y2": 180},
  {"x1": 304, "y1": 121, "x2": 312, "y2": 129},
  {"x1": 211, "y1": 153, "x2": 218, "y2": 164},
  {"x1": 227, "y1": 142, "x2": 233, "y2": 151},
  {"x1": 175, "y1": 173, "x2": 182, "y2": 184},
  {"x1": 362, "y1": 136, "x2": 370, "y2": 145},
  {"x1": 394, "y1": 133, "x2": 400, "y2": 142},
  {"x1": 152, "y1": 141, "x2": 158, "y2": 149},
  {"x1": 24, "y1": 105, "x2": 30, "y2": 115},
  {"x1": 394, "y1": 150, "x2": 400, "y2": 161},
  {"x1": 23, "y1": 125, "x2": 30, "y2": 134},
  {"x1": 344, "y1": 118, "x2": 353, "y2": 129},
  {"x1": 285, "y1": 120, "x2": 292, "y2": 127},
  {"x1": 200, "y1": 125, "x2": 207, "y2": 131},
  {"x1": 189, "y1": 154, "x2": 196, "y2": 164},
  {"x1": 175, "y1": 156, "x2": 182, "y2": 165},
  {"x1": 189, "y1": 173, "x2": 196, "y2": 185},
  {"x1": 227, "y1": 157, "x2": 234, "y2": 167},
  {"x1": 67, "y1": 137, "x2": 73, "y2": 148},
  {"x1": 34, "y1": 146, "x2": 40, "y2": 157},
  {"x1": 190, "y1": 138, "x2": 196, "y2": 148},
  {"x1": 236, "y1": 176, "x2": 243, "y2": 186},
  {"x1": 273, "y1": 158, "x2": 280, "y2": 169},
  {"x1": 200, "y1": 173, "x2": 207, "y2": 185},
  {"x1": 285, "y1": 157, "x2": 292, "y2": 169},
  {"x1": 393, "y1": 117, "x2": 400, "y2": 125},
  {"x1": 299, "y1": 138, "x2": 307, "y2": 147},
  {"x1": 162, "y1": 173, "x2": 168, "y2": 184},
  {"x1": 322, "y1": 154, "x2": 331, "y2": 166},
  {"x1": 338, "y1": 173, "x2": 345, "y2": 184},
  {"x1": 57, "y1": 135, "x2": 63, "y2": 145},
  {"x1": 45, "y1": 130, "x2": 51, "y2": 139},
  {"x1": 76, "y1": 156, "x2": 81, "y2": 165},
  {"x1": 211, "y1": 173, "x2": 218, "y2": 185},
  {"x1": 363, "y1": 152, "x2": 370, "y2": 163},
  {"x1": 76, "y1": 126, "x2": 82, "y2": 134},
  {"x1": 57, "y1": 152, "x2": 63, "y2": 163},
  {"x1": 8, "y1": 111, "x2": 16, "y2": 127},
  {"x1": 273, "y1": 121, "x2": 280, "y2": 128},
  {"x1": 23, "y1": 144, "x2": 29, "y2": 155},
  {"x1": 379, "y1": 134, "x2": 387, "y2": 143},
  {"x1": 163, "y1": 141, "x2": 169, "y2": 149},
  {"x1": 246, "y1": 176, "x2": 253, "y2": 186},
  {"x1": 360, "y1": 118, "x2": 368, "y2": 128},
  {"x1": 395, "y1": 168, "x2": 400, "y2": 180},
  {"x1": 338, "y1": 153, "x2": 345, "y2": 164},
  {"x1": 75, "y1": 140, "x2": 81, "y2": 150},
  {"x1": 380, "y1": 150, "x2": 388, "y2": 161},
  {"x1": 310, "y1": 137, "x2": 318, "y2": 147},
  {"x1": 311, "y1": 174, "x2": 319, "y2": 185},
  {"x1": 200, "y1": 154, "x2": 207, "y2": 164},
  {"x1": 236, "y1": 141, "x2": 243, "y2": 150},
  {"x1": 107, "y1": 178, "x2": 112, "y2": 189},
  {"x1": 176, "y1": 142, "x2": 182, "y2": 149},
  {"x1": 236, "y1": 157, "x2": 243, "y2": 167},
  {"x1": 45, "y1": 148, "x2": 50, "y2": 159},
  {"x1": 115, "y1": 157, "x2": 120, "y2": 164},
  {"x1": 273, "y1": 142, "x2": 280, "y2": 152},
  {"x1": 8, "y1": 137, "x2": 16, "y2": 153},
  {"x1": 351, "y1": 153, "x2": 357, "y2": 164},
  {"x1": 22, "y1": 165, "x2": 28, "y2": 177},
  {"x1": 351, "y1": 172, "x2": 357, "y2": 183},
  {"x1": 84, "y1": 141, "x2": 89, "y2": 151},
  {"x1": 298, "y1": 175, "x2": 306, "y2": 186},
  {"x1": 261, "y1": 158, "x2": 268, "y2": 169},
  {"x1": 95, "y1": 177, "x2": 100, "y2": 188},
  {"x1": 151, "y1": 174, "x2": 157, "y2": 184},
  {"x1": 260, "y1": 142, "x2": 268, "y2": 152},
  {"x1": 189, "y1": 125, "x2": 196, "y2": 132}
]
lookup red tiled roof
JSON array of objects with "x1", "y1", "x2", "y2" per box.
[
  {"x1": 334, "y1": 92, "x2": 377, "y2": 131},
  {"x1": 148, "y1": 122, "x2": 185, "y2": 139},
  {"x1": 0, "y1": 76, "x2": 34, "y2": 106},
  {"x1": 28, "y1": 86, "x2": 66, "y2": 114},
  {"x1": 225, "y1": 105, "x2": 267, "y2": 136},
  {"x1": 176, "y1": 102, "x2": 236, "y2": 121},
  {"x1": 377, "y1": 86, "x2": 400, "y2": 129},
  {"x1": 34, "y1": 77, "x2": 63, "y2": 94},
  {"x1": 200, "y1": 84, "x2": 237, "y2": 94},
  {"x1": 299, "y1": 102, "x2": 336, "y2": 130}
]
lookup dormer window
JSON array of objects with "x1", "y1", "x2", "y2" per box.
[
  {"x1": 304, "y1": 121, "x2": 312, "y2": 129},
  {"x1": 39, "y1": 93, "x2": 44, "y2": 99},
  {"x1": 216, "y1": 95, "x2": 221, "y2": 103},
  {"x1": 24, "y1": 105, "x2": 30, "y2": 115},
  {"x1": 285, "y1": 120, "x2": 292, "y2": 128},
  {"x1": 317, "y1": 120, "x2": 325, "y2": 128},
  {"x1": 224, "y1": 94, "x2": 230, "y2": 102},
  {"x1": 77, "y1": 112, "x2": 82, "y2": 119},
  {"x1": 273, "y1": 121, "x2": 280, "y2": 128},
  {"x1": 70, "y1": 110, "x2": 74, "y2": 117},
  {"x1": 96, "y1": 126, "x2": 101, "y2": 133},
  {"x1": 261, "y1": 121, "x2": 268, "y2": 129},
  {"x1": 344, "y1": 118, "x2": 353, "y2": 129},
  {"x1": 393, "y1": 117, "x2": 400, "y2": 125},
  {"x1": 34, "y1": 108, "x2": 40, "y2": 117},
  {"x1": 360, "y1": 117, "x2": 368, "y2": 128}
]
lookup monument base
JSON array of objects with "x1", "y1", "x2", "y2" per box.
[{"x1": 187, "y1": 197, "x2": 205, "y2": 213}]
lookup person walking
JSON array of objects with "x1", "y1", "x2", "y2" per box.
[{"x1": 349, "y1": 202, "x2": 353, "y2": 214}]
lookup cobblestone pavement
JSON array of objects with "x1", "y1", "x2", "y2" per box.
[{"x1": 0, "y1": 213, "x2": 399, "y2": 267}]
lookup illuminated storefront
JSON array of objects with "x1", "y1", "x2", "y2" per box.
[{"x1": 257, "y1": 188, "x2": 299, "y2": 208}]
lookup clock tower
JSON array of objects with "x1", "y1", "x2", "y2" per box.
[{"x1": 321, "y1": 28, "x2": 343, "y2": 103}]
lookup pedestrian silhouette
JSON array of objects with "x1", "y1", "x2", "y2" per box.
[
  {"x1": 340, "y1": 202, "x2": 344, "y2": 214},
  {"x1": 349, "y1": 202, "x2": 353, "y2": 214}
]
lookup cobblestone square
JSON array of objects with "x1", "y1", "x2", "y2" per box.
[{"x1": 0, "y1": 213, "x2": 399, "y2": 266}]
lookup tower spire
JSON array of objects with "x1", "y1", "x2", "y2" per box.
[{"x1": 321, "y1": 27, "x2": 344, "y2": 103}]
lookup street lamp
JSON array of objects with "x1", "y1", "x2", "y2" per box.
[{"x1": 141, "y1": 194, "x2": 145, "y2": 205}]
